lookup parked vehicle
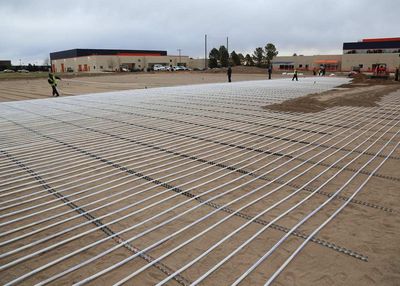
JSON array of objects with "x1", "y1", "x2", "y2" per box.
[
  {"x1": 17, "y1": 69, "x2": 29, "y2": 73},
  {"x1": 2, "y1": 69, "x2": 15, "y2": 73},
  {"x1": 172, "y1": 66, "x2": 183, "y2": 71},
  {"x1": 179, "y1": 66, "x2": 191, "y2": 71},
  {"x1": 153, "y1": 64, "x2": 167, "y2": 71}
]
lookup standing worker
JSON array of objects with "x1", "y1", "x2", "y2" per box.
[
  {"x1": 268, "y1": 65, "x2": 272, "y2": 79},
  {"x1": 227, "y1": 66, "x2": 232, "y2": 82},
  {"x1": 319, "y1": 64, "x2": 324, "y2": 76},
  {"x1": 292, "y1": 68, "x2": 298, "y2": 81},
  {"x1": 48, "y1": 72, "x2": 61, "y2": 97}
]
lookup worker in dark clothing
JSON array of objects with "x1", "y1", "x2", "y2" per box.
[
  {"x1": 227, "y1": 66, "x2": 232, "y2": 82},
  {"x1": 48, "y1": 73, "x2": 61, "y2": 97},
  {"x1": 319, "y1": 64, "x2": 325, "y2": 76},
  {"x1": 268, "y1": 65, "x2": 272, "y2": 79},
  {"x1": 292, "y1": 69, "x2": 298, "y2": 81}
]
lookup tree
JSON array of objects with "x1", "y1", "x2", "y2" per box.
[
  {"x1": 292, "y1": 53, "x2": 297, "y2": 56},
  {"x1": 244, "y1": 54, "x2": 254, "y2": 66},
  {"x1": 238, "y1": 53, "x2": 245, "y2": 65},
  {"x1": 265, "y1": 43, "x2": 279, "y2": 66},
  {"x1": 252, "y1": 47, "x2": 264, "y2": 67},
  {"x1": 209, "y1": 48, "x2": 220, "y2": 68},
  {"x1": 219, "y1": 45, "x2": 229, "y2": 67},
  {"x1": 231, "y1": 50, "x2": 241, "y2": 66}
]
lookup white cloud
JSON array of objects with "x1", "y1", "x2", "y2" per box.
[{"x1": 0, "y1": 0, "x2": 398, "y2": 64}]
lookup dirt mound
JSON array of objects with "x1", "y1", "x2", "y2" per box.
[
  {"x1": 264, "y1": 78, "x2": 400, "y2": 113},
  {"x1": 266, "y1": 97, "x2": 330, "y2": 113},
  {"x1": 339, "y1": 73, "x2": 398, "y2": 88},
  {"x1": 204, "y1": 66, "x2": 267, "y2": 74},
  {"x1": 233, "y1": 66, "x2": 268, "y2": 74}
]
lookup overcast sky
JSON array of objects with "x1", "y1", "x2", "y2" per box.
[{"x1": 0, "y1": 0, "x2": 398, "y2": 65}]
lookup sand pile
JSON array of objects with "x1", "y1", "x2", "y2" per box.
[
  {"x1": 264, "y1": 75, "x2": 400, "y2": 113},
  {"x1": 204, "y1": 66, "x2": 268, "y2": 74}
]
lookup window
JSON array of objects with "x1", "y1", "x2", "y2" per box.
[
  {"x1": 138, "y1": 59, "x2": 141, "y2": 62},
  {"x1": 359, "y1": 64, "x2": 363, "y2": 68},
  {"x1": 299, "y1": 64, "x2": 303, "y2": 68},
  {"x1": 100, "y1": 66, "x2": 103, "y2": 69},
  {"x1": 279, "y1": 64, "x2": 294, "y2": 70}
]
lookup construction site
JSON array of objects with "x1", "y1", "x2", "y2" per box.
[{"x1": 0, "y1": 69, "x2": 399, "y2": 286}]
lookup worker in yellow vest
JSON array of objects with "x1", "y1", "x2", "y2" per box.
[
  {"x1": 48, "y1": 73, "x2": 61, "y2": 97},
  {"x1": 292, "y1": 68, "x2": 298, "y2": 81}
]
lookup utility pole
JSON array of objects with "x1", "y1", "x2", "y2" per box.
[
  {"x1": 177, "y1": 49, "x2": 182, "y2": 65},
  {"x1": 205, "y1": 34, "x2": 208, "y2": 70},
  {"x1": 227, "y1": 36, "x2": 229, "y2": 65}
]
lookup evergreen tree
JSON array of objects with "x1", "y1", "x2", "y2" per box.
[
  {"x1": 265, "y1": 43, "x2": 279, "y2": 66},
  {"x1": 245, "y1": 54, "x2": 254, "y2": 66},
  {"x1": 238, "y1": 53, "x2": 245, "y2": 65},
  {"x1": 252, "y1": 47, "x2": 264, "y2": 67},
  {"x1": 208, "y1": 48, "x2": 220, "y2": 68},
  {"x1": 231, "y1": 50, "x2": 241, "y2": 66},
  {"x1": 219, "y1": 45, "x2": 229, "y2": 67}
]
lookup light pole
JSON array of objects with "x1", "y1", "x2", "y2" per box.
[
  {"x1": 227, "y1": 36, "x2": 229, "y2": 66},
  {"x1": 177, "y1": 49, "x2": 182, "y2": 65},
  {"x1": 19, "y1": 59, "x2": 22, "y2": 68},
  {"x1": 205, "y1": 34, "x2": 208, "y2": 70}
]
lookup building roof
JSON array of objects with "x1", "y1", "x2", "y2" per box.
[
  {"x1": 50, "y1": 49, "x2": 168, "y2": 60},
  {"x1": 343, "y1": 38, "x2": 400, "y2": 50},
  {"x1": 362, "y1": 37, "x2": 400, "y2": 43}
]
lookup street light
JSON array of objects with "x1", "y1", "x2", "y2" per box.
[{"x1": 177, "y1": 49, "x2": 182, "y2": 65}]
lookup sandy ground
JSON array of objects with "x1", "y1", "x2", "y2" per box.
[
  {"x1": 0, "y1": 72, "x2": 283, "y2": 102},
  {"x1": 0, "y1": 75, "x2": 399, "y2": 286},
  {"x1": 265, "y1": 74, "x2": 400, "y2": 113}
]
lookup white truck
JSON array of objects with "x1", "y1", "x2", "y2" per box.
[{"x1": 153, "y1": 64, "x2": 167, "y2": 71}]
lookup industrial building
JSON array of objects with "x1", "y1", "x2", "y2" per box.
[
  {"x1": 50, "y1": 49, "x2": 190, "y2": 73},
  {"x1": 0, "y1": 60, "x2": 11, "y2": 70},
  {"x1": 50, "y1": 38, "x2": 400, "y2": 74},
  {"x1": 272, "y1": 55, "x2": 342, "y2": 72},
  {"x1": 272, "y1": 37, "x2": 400, "y2": 72},
  {"x1": 342, "y1": 37, "x2": 400, "y2": 72}
]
